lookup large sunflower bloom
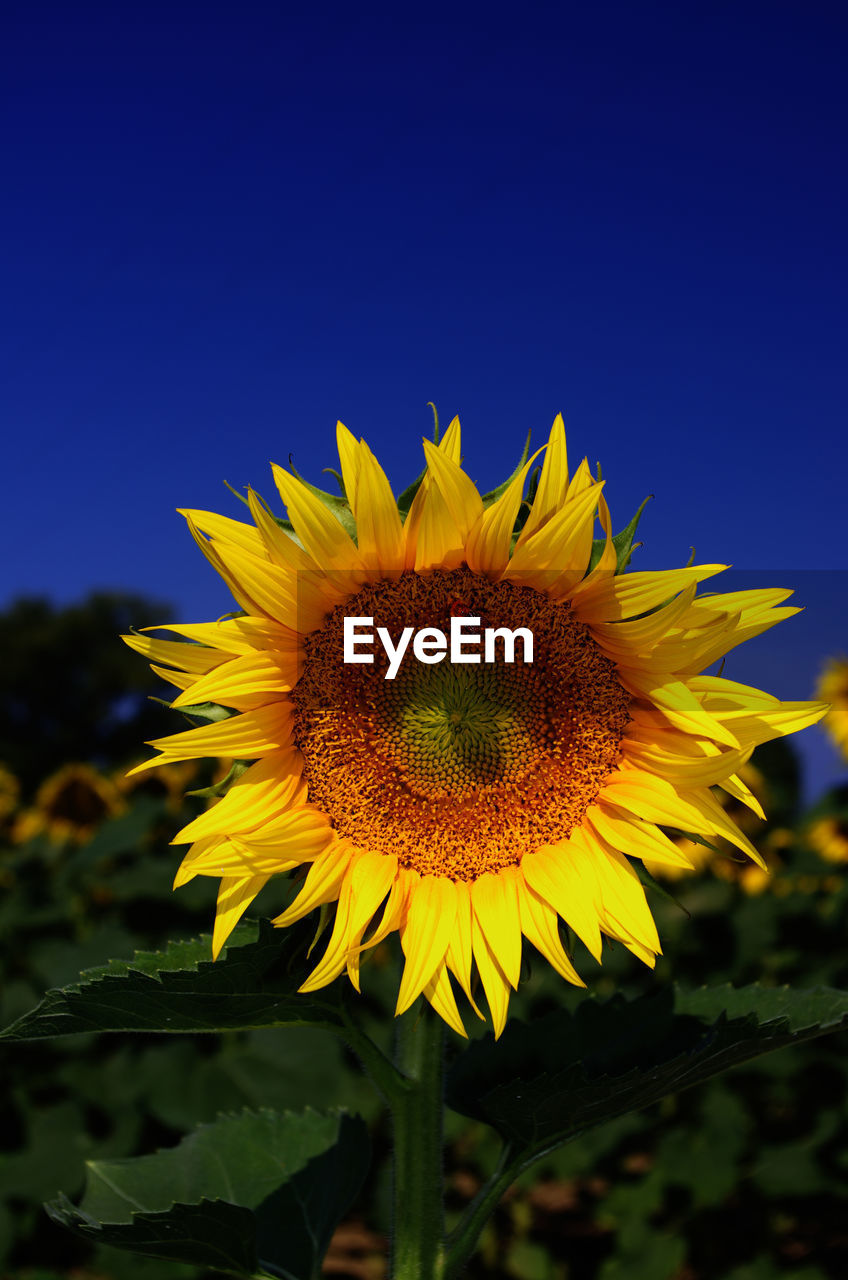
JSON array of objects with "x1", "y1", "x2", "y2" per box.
[{"x1": 124, "y1": 416, "x2": 826, "y2": 1036}]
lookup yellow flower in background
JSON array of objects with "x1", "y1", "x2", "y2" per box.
[
  {"x1": 816, "y1": 657, "x2": 848, "y2": 761},
  {"x1": 0, "y1": 764, "x2": 20, "y2": 826},
  {"x1": 124, "y1": 416, "x2": 827, "y2": 1035},
  {"x1": 13, "y1": 763, "x2": 125, "y2": 845},
  {"x1": 806, "y1": 816, "x2": 848, "y2": 865}
]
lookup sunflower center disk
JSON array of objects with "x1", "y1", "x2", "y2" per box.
[{"x1": 293, "y1": 569, "x2": 631, "y2": 880}]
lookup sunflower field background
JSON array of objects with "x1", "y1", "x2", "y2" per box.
[{"x1": 1, "y1": 589, "x2": 847, "y2": 1280}]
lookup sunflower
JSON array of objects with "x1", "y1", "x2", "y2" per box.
[
  {"x1": 13, "y1": 763, "x2": 126, "y2": 845},
  {"x1": 0, "y1": 763, "x2": 20, "y2": 826},
  {"x1": 806, "y1": 816, "x2": 848, "y2": 865},
  {"x1": 816, "y1": 657, "x2": 848, "y2": 761},
  {"x1": 124, "y1": 416, "x2": 827, "y2": 1036}
]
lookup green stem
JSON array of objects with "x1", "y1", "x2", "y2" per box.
[
  {"x1": 337, "y1": 1011, "x2": 408, "y2": 1103},
  {"x1": 390, "y1": 1006, "x2": 447, "y2": 1279},
  {"x1": 444, "y1": 1142, "x2": 518, "y2": 1279}
]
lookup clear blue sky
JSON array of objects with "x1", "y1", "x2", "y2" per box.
[{"x1": 2, "y1": 1, "x2": 846, "y2": 795}]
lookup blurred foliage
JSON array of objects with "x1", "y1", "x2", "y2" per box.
[
  {"x1": 1, "y1": 740, "x2": 847, "y2": 1278},
  {"x1": 0, "y1": 592, "x2": 847, "y2": 1277},
  {"x1": 0, "y1": 594, "x2": 176, "y2": 798}
]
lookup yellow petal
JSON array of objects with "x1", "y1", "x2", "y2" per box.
[
  {"x1": 718, "y1": 771, "x2": 766, "y2": 820},
  {"x1": 582, "y1": 490, "x2": 617, "y2": 579},
  {"x1": 507, "y1": 480, "x2": 603, "y2": 582},
  {"x1": 128, "y1": 703, "x2": 293, "y2": 774},
  {"x1": 591, "y1": 585, "x2": 697, "y2": 653},
  {"x1": 465, "y1": 449, "x2": 543, "y2": 578},
  {"x1": 402, "y1": 418, "x2": 462, "y2": 569},
  {"x1": 621, "y1": 670, "x2": 740, "y2": 749},
  {"x1": 514, "y1": 413, "x2": 569, "y2": 544},
  {"x1": 184, "y1": 515, "x2": 305, "y2": 628},
  {"x1": 423, "y1": 961, "x2": 468, "y2": 1037},
  {"x1": 353, "y1": 441, "x2": 405, "y2": 575},
  {"x1": 587, "y1": 803, "x2": 694, "y2": 870},
  {"x1": 272, "y1": 841, "x2": 354, "y2": 926},
  {"x1": 471, "y1": 917, "x2": 511, "y2": 1038},
  {"x1": 178, "y1": 508, "x2": 268, "y2": 558},
  {"x1": 421, "y1": 439, "x2": 484, "y2": 553},
  {"x1": 471, "y1": 867, "x2": 523, "y2": 989},
  {"x1": 335, "y1": 421, "x2": 361, "y2": 507},
  {"x1": 396, "y1": 876, "x2": 458, "y2": 1016},
  {"x1": 599, "y1": 769, "x2": 716, "y2": 831},
  {"x1": 173, "y1": 749, "x2": 303, "y2": 843},
  {"x1": 620, "y1": 735, "x2": 749, "y2": 786},
  {"x1": 212, "y1": 874, "x2": 269, "y2": 959},
  {"x1": 521, "y1": 844, "x2": 603, "y2": 962},
  {"x1": 272, "y1": 464, "x2": 366, "y2": 589},
  {"x1": 144, "y1": 618, "x2": 293, "y2": 657},
  {"x1": 516, "y1": 875, "x2": 585, "y2": 986},
  {"x1": 149, "y1": 664, "x2": 196, "y2": 691},
  {"x1": 361, "y1": 867, "x2": 416, "y2": 950},
  {"x1": 570, "y1": 565, "x2": 727, "y2": 623},
  {"x1": 178, "y1": 838, "x2": 303, "y2": 879},
  {"x1": 170, "y1": 650, "x2": 297, "y2": 711},
  {"x1": 173, "y1": 835, "x2": 224, "y2": 887},
  {"x1": 299, "y1": 869, "x2": 357, "y2": 992},
  {"x1": 445, "y1": 880, "x2": 484, "y2": 1017},
  {"x1": 589, "y1": 839, "x2": 661, "y2": 955},
  {"x1": 121, "y1": 633, "x2": 228, "y2": 675},
  {"x1": 234, "y1": 805, "x2": 332, "y2": 861},
  {"x1": 246, "y1": 488, "x2": 317, "y2": 574}
]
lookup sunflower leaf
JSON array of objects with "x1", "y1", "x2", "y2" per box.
[
  {"x1": 446, "y1": 983, "x2": 848, "y2": 1162},
  {"x1": 481, "y1": 430, "x2": 532, "y2": 508},
  {"x1": 611, "y1": 494, "x2": 652, "y2": 573},
  {"x1": 174, "y1": 700, "x2": 236, "y2": 725},
  {"x1": 396, "y1": 464, "x2": 428, "y2": 516},
  {"x1": 0, "y1": 919, "x2": 347, "y2": 1040},
  {"x1": 45, "y1": 1107, "x2": 370, "y2": 1279}
]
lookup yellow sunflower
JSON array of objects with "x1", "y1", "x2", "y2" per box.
[
  {"x1": 13, "y1": 763, "x2": 126, "y2": 845},
  {"x1": 0, "y1": 763, "x2": 20, "y2": 826},
  {"x1": 816, "y1": 657, "x2": 848, "y2": 761},
  {"x1": 124, "y1": 416, "x2": 826, "y2": 1036},
  {"x1": 806, "y1": 816, "x2": 848, "y2": 865}
]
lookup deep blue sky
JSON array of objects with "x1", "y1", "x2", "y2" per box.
[{"x1": 2, "y1": 1, "x2": 847, "y2": 795}]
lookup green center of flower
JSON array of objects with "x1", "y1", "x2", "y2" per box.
[
  {"x1": 292, "y1": 568, "x2": 631, "y2": 880},
  {"x1": 383, "y1": 656, "x2": 544, "y2": 797}
]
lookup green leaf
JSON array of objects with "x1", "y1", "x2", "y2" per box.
[
  {"x1": 446, "y1": 982, "x2": 848, "y2": 1164},
  {"x1": 587, "y1": 494, "x2": 652, "y2": 574},
  {"x1": 173, "y1": 700, "x2": 236, "y2": 725},
  {"x1": 481, "y1": 431, "x2": 532, "y2": 508},
  {"x1": 46, "y1": 1107, "x2": 370, "y2": 1280},
  {"x1": 0, "y1": 920, "x2": 345, "y2": 1040}
]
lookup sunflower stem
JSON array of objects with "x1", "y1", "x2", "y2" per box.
[
  {"x1": 337, "y1": 1010, "x2": 409, "y2": 1103},
  {"x1": 390, "y1": 1005, "x2": 447, "y2": 1280}
]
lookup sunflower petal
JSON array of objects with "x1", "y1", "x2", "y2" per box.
[
  {"x1": 396, "y1": 876, "x2": 458, "y2": 1016},
  {"x1": 471, "y1": 918, "x2": 512, "y2": 1039},
  {"x1": 517, "y1": 875, "x2": 585, "y2": 986},
  {"x1": 212, "y1": 874, "x2": 270, "y2": 959},
  {"x1": 471, "y1": 867, "x2": 523, "y2": 989}
]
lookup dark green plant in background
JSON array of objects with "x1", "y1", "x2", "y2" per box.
[{"x1": 2, "y1": 727, "x2": 848, "y2": 1277}]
